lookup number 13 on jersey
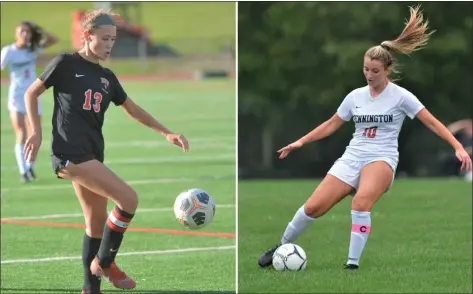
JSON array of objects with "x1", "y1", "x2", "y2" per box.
[
  {"x1": 83, "y1": 89, "x2": 103, "y2": 113},
  {"x1": 362, "y1": 126, "x2": 378, "y2": 138}
]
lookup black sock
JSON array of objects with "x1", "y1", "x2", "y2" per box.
[
  {"x1": 82, "y1": 234, "x2": 102, "y2": 293},
  {"x1": 97, "y1": 205, "x2": 134, "y2": 268}
]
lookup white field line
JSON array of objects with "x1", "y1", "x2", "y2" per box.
[
  {"x1": 1, "y1": 245, "x2": 236, "y2": 264},
  {"x1": 1, "y1": 204, "x2": 235, "y2": 221},
  {"x1": 1, "y1": 153, "x2": 235, "y2": 172},
  {"x1": 1, "y1": 175, "x2": 233, "y2": 194}
]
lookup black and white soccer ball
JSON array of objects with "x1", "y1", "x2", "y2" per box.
[
  {"x1": 272, "y1": 243, "x2": 307, "y2": 271},
  {"x1": 173, "y1": 188, "x2": 216, "y2": 230}
]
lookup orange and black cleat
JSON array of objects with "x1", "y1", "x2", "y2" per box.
[{"x1": 90, "y1": 257, "x2": 136, "y2": 289}]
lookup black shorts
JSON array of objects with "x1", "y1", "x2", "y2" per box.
[{"x1": 51, "y1": 153, "x2": 104, "y2": 179}]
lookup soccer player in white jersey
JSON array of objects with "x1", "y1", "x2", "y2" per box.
[
  {"x1": 1, "y1": 21, "x2": 58, "y2": 182},
  {"x1": 257, "y1": 6, "x2": 472, "y2": 270}
]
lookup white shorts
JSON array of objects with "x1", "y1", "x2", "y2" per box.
[
  {"x1": 8, "y1": 95, "x2": 42, "y2": 115},
  {"x1": 327, "y1": 157, "x2": 397, "y2": 195}
]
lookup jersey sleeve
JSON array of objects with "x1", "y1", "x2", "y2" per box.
[
  {"x1": 110, "y1": 73, "x2": 128, "y2": 106},
  {"x1": 337, "y1": 91, "x2": 354, "y2": 121},
  {"x1": 38, "y1": 54, "x2": 66, "y2": 89},
  {"x1": 400, "y1": 92, "x2": 424, "y2": 119},
  {"x1": 0, "y1": 47, "x2": 9, "y2": 71}
]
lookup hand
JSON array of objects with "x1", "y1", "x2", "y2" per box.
[
  {"x1": 455, "y1": 147, "x2": 472, "y2": 172},
  {"x1": 24, "y1": 132, "x2": 42, "y2": 163},
  {"x1": 277, "y1": 140, "x2": 304, "y2": 159},
  {"x1": 166, "y1": 133, "x2": 189, "y2": 152}
]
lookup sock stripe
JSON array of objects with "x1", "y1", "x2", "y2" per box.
[
  {"x1": 114, "y1": 206, "x2": 134, "y2": 219},
  {"x1": 351, "y1": 224, "x2": 371, "y2": 234},
  {"x1": 109, "y1": 213, "x2": 130, "y2": 228},
  {"x1": 111, "y1": 207, "x2": 132, "y2": 223},
  {"x1": 106, "y1": 219, "x2": 127, "y2": 233}
]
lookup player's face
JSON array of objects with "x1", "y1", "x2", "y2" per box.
[
  {"x1": 86, "y1": 25, "x2": 116, "y2": 60},
  {"x1": 15, "y1": 25, "x2": 31, "y2": 46},
  {"x1": 363, "y1": 57, "x2": 389, "y2": 88}
]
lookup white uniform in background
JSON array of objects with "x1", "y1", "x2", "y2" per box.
[
  {"x1": 1, "y1": 43, "x2": 44, "y2": 178},
  {"x1": 1, "y1": 43, "x2": 43, "y2": 114}
]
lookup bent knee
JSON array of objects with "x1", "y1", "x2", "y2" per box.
[
  {"x1": 118, "y1": 188, "x2": 138, "y2": 214},
  {"x1": 304, "y1": 201, "x2": 328, "y2": 218},
  {"x1": 351, "y1": 196, "x2": 374, "y2": 211}
]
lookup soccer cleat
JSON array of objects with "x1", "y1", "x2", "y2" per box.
[
  {"x1": 20, "y1": 173, "x2": 30, "y2": 183},
  {"x1": 81, "y1": 291, "x2": 103, "y2": 294},
  {"x1": 344, "y1": 263, "x2": 359, "y2": 270},
  {"x1": 90, "y1": 257, "x2": 136, "y2": 289},
  {"x1": 27, "y1": 168, "x2": 36, "y2": 180},
  {"x1": 258, "y1": 244, "x2": 281, "y2": 268}
]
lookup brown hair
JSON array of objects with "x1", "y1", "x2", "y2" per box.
[
  {"x1": 365, "y1": 5, "x2": 435, "y2": 80},
  {"x1": 19, "y1": 21, "x2": 43, "y2": 52},
  {"x1": 80, "y1": 9, "x2": 119, "y2": 44},
  {"x1": 81, "y1": 9, "x2": 118, "y2": 31}
]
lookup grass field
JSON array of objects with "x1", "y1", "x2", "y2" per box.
[
  {"x1": 238, "y1": 179, "x2": 472, "y2": 293},
  {"x1": 1, "y1": 79, "x2": 236, "y2": 293},
  {"x1": 0, "y1": 2, "x2": 235, "y2": 54}
]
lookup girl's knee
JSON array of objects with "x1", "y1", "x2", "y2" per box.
[
  {"x1": 15, "y1": 129, "x2": 26, "y2": 144},
  {"x1": 304, "y1": 200, "x2": 327, "y2": 218},
  {"x1": 119, "y1": 188, "x2": 138, "y2": 214},
  {"x1": 351, "y1": 195, "x2": 373, "y2": 211}
]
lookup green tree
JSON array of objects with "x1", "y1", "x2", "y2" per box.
[{"x1": 238, "y1": 2, "x2": 472, "y2": 177}]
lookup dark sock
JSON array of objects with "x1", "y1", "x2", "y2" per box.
[
  {"x1": 97, "y1": 205, "x2": 134, "y2": 268},
  {"x1": 82, "y1": 234, "x2": 102, "y2": 293}
]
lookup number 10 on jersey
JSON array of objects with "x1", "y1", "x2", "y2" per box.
[{"x1": 362, "y1": 126, "x2": 378, "y2": 138}]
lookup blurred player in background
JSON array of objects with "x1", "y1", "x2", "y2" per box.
[
  {"x1": 257, "y1": 6, "x2": 472, "y2": 270},
  {"x1": 1, "y1": 21, "x2": 58, "y2": 182},
  {"x1": 446, "y1": 119, "x2": 472, "y2": 181},
  {"x1": 23, "y1": 9, "x2": 189, "y2": 294}
]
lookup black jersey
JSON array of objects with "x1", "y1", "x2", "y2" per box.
[{"x1": 39, "y1": 52, "x2": 127, "y2": 157}]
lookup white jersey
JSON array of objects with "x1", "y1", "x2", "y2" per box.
[
  {"x1": 337, "y1": 82, "x2": 424, "y2": 167},
  {"x1": 1, "y1": 44, "x2": 42, "y2": 114}
]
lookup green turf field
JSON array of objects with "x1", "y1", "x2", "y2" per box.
[
  {"x1": 0, "y1": 79, "x2": 236, "y2": 293},
  {"x1": 238, "y1": 179, "x2": 472, "y2": 293},
  {"x1": 0, "y1": 2, "x2": 235, "y2": 54}
]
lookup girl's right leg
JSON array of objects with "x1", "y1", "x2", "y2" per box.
[
  {"x1": 56, "y1": 158, "x2": 137, "y2": 289},
  {"x1": 258, "y1": 174, "x2": 354, "y2": 267}
]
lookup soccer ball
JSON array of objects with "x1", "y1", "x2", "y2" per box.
[
  {"x1": 272, "y1": 243, "x2": 307, "y2": 271},
  {"x1": 173, "y1": 188, "x2": 216, "y2": 230}
]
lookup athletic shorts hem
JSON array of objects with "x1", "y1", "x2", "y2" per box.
[
  {"x1": 326, "y1": 171, "x2": 357, "y2": 195},
  {"x1": 327, "y1": 157, "x2": 397, "y2": 196},
  {"x1": 51, "y1": 153, "x2": 103, "y2": 179}
]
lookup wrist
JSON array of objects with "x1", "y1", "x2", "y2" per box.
[
  {"x1": 297, "y1": 138, "x2": 306, "y2": 145},
  {"x1": 453, "y1": 142, "x2": 464, "y2": 151},
  {"x1": 32, "y1": 130, "x2": 42, "y2": 136},
  {"x1": 160, "y1": 128, "x2": 172, "y2": 137}
]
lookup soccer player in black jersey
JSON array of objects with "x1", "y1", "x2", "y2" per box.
[{"x1": 23, "y1": 10, "x2": 189, "y2": 294}]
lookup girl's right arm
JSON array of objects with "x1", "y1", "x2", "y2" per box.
[{"x1": 297, "y1": 113, "x2": 346, "y2": 145}]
